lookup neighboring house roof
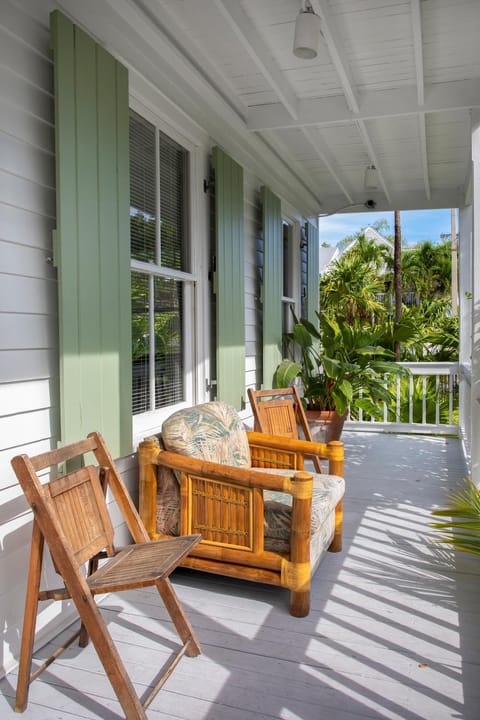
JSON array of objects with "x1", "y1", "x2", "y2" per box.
[
  {"x1": 343, "y1": 226, "x2": 394, "y2": 255},
  {"x1": 320, "y1": 226, "x2": 393, "y2": 275},
  {"x1": 319, "y1": 245, "x2": 340, "y2": 275}
]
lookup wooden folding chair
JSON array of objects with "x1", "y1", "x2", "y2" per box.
[
  {"x1": 11, "y1": 431, "x2": 201, "y2": 720},
  {"x1": 247, "y1": 386, "x2": 323, "y2": 472}
]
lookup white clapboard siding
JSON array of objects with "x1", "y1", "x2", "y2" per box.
[
  {"x1": 0, "y1": 0, "x2": 63, "y2": 677},
  {"x1": 1, "y1": 204, "x2": 55, "y2": 249},
  {"x1": 0, "y1": 314, "x2": 55, "y2": 351}
]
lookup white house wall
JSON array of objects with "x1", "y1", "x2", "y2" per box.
[{"x1": 0, "y1": 0, "x2": 310, "y2": 675}]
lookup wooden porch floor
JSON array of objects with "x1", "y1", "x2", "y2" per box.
[{"x1": 1, "y1": 431, "x2": 478, "y2": 720}]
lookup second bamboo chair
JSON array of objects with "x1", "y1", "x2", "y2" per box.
[{"x1": 248, "y1": 386, "x2": 323, "y2": 472}]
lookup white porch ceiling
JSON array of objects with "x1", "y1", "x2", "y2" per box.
[{"x1": 127, "y1": 0, "x2": 480, "y2": 215}]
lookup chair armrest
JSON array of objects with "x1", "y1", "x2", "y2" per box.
[
  {"x1": 155, "y1": 447, "x2": 311, "y2": 498},
  {"x1": 247, "y1": 431, "x2": 344, "y2": 477}
]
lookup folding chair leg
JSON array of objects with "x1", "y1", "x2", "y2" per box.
[
  {"x1": 74, "y1": 592, "x2": 148, "y2": 720},
  {"x1": 15, "y1": 521, "x2": 44, "y2": 713},
  {"x1": 79, "y1": 555, "x2": 101, "y2": 648},
  {"x1": 155, "y1": 578, "x2": 201, "y2": 656}
]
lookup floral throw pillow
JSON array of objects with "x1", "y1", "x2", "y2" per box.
[{"x1": 161, "y1": 401, "x2": 251, "y2": 467}]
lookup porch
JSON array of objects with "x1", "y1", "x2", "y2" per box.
[{"x1": 1, "y1": 429, "x2": 476, "y2": 720}]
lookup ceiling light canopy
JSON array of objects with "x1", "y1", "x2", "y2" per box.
[{"x1": 293, "y1": 2, "x2": 322, "y2": 59}]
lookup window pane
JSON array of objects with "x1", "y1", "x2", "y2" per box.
[
  {"x1": 159, "y1": 131, "x2": 188, "y2": 271},
  {"x1": 283, "y1": 223, "x2": 289, "y2": 298},
  {"x1": 154, "y1": 277, "x2": 184, "y2": 407},
  {"x1": 131, "y1": 272, "x2": 150, "y2": 414},
  {"x1": 130, "y1": 111, "x2": 156, "y2": 262}
]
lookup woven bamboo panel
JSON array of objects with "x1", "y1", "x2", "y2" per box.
[
  {"x1": 48, "y1": 466, "x2": 114, "y2": 565},
  {"x1": 256, "y1": 401, "x2": 297, "y2": 437},
  {"x1": 185, "y1": 475, "x2": 254, "y2": 550},
  {"x1": 249, "y1": 444, "x2": 299, "y2": 470}
]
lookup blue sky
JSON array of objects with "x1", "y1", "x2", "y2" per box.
[{"x1": 319, "y1": 208, "x2": 456, "y2": 247}]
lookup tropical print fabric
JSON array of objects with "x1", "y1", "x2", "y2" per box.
[
  {"x1": 161, "y1": 401, "x2": 251, "y2": 466},
  {"x1": 260, "y1": 469, "x2": 344, "y2": 565}
]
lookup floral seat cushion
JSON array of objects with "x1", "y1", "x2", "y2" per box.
[{"x1": 261, "y1": 470, "x2": 345, "y2": 569}]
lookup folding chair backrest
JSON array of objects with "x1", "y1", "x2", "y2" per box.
[{"x1": 47, "y1": 466, "x2": 115, "y2": 566}]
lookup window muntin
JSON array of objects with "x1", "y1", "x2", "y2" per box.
[{"x1": 129, "y1": 109, "x2": 192, "y2": 416}]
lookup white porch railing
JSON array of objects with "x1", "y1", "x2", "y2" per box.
[
  {"x1": 345, "y1": 361, "x2": 459, "y2": 435},
  {"x1": 458, "y1": 361, "x2": 471, "y2": 471}
]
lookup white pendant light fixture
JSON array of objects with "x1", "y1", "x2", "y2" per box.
[
  {"x1": 364, "y1": 164, "x2": 379, "y2": 190},
  {"x1": 293, "y1": 1, "x2": 322, "y2": 59}
]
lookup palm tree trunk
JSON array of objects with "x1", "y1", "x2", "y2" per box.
[{"x1": 394, "y1": 210, "x2": 402, "y2": 360}]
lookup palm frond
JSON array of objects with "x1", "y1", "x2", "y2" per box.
[{"x1": 430, "y1": 479, "x2": 480, "y2": 556}]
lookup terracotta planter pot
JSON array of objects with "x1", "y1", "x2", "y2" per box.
[{"x1": 305, "y1": 409, "x2": 347, "y2": 444}]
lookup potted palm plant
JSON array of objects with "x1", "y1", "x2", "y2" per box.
[{"x1": 275, "y1": 312, "x2": 408, "y2": 441}]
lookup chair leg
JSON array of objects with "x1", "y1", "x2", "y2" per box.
[
  {"x1": 329, "y1": 500, "x2": 343, "y2": 553},
  {"x1": 79, "y1": 555, "x2": 101, "y2": 647},
  {"x1": 15, "y1": 521, "x2": 44, "y2": 713},
  {"x1": 155, "y1": 578, "x2": 201, "y2": 656},
  {"x1": 73, "y1": 591, "x2": 148, "y2": 720},
  {"x1": 289, "y1": 589, "x2": 310, "y2": 618}
]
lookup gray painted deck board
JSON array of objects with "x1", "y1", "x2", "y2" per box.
[{"x1": 1, "y1": 432, "x2": 478, "y2": 720}]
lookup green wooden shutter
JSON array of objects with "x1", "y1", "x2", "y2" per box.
[
  {"x1": 261, "y1": 186, "x2": 282, "y2": 387},
  {"x1": 51, "y1": 11, "x2": 131, "y2": 457},
  {"x1": 212, "y1": 146, "x2": 245, "y2": 409},
  {"x1": 306, "y1": 221, "x2": 320, "y2": 328}
]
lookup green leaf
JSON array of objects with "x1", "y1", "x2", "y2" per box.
[{"x1": 274, "y1": 359, "x2": 301, "y2": 388}]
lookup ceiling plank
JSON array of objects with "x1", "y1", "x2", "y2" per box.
[
  {"x1": 214, "y1": 0, "x2": 299, "y2": 120},
  {"x1": 301, "y1": 127, "x2": 354, "y2": 204}
]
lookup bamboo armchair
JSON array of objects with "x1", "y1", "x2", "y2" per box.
[
  {"x1": 11, "y1": 432, "x2": 201, "y2": 719},
  {"x1": 138, "y1": 401, "x2": 344, "y2": 617}
]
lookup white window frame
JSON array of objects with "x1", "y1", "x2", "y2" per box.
[
  {"x1": 281, "y1": 217, "x2": 300, "y2": 334},
  {"x1": 130, "y1": 96, "x2": 208, "y2": 444}
]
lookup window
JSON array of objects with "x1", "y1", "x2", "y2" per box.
[
  {"x1": 129, "y1": 110, "x2": 194, "y2": 416},
  {"x1": 282, "y1": 220, "x2": 296, "y2": 356}
]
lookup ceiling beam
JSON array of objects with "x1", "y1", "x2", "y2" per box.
[
  {"x1": 418, "y1": 114, "x2": 431, "y2": 200},
  {"x1": 309, "y1": 0, "x2": 360, "y2": 114},
  {"x1": 247, "y1": 80, "x2": 480, "y2": 130},
  {"x1": 410, "y1": 0, "x2": 430, "y2": 199},
  {"x1": 411, "y1": 0, "x2": 425, "y2": 106},
  {"x1": 214, "y1": 0, "x2": 299, "y2": 120}
]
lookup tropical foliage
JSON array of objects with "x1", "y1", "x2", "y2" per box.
[
  {"x1": 321, "y1": 224, "x2": 458, "y2": 364},
  {"x1": 431, "y1": 479, "x2": 480, "y2": 556},
  {"x1": 308, "y1": 221, "x2": 459, "y2": 421},
  {"x1": 275, "y1": 312, "x2": 408, "y2": 418}
]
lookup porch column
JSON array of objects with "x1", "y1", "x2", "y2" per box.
[{"x1": 470, "y1": 109, "x2": 480, "y2": 485}]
